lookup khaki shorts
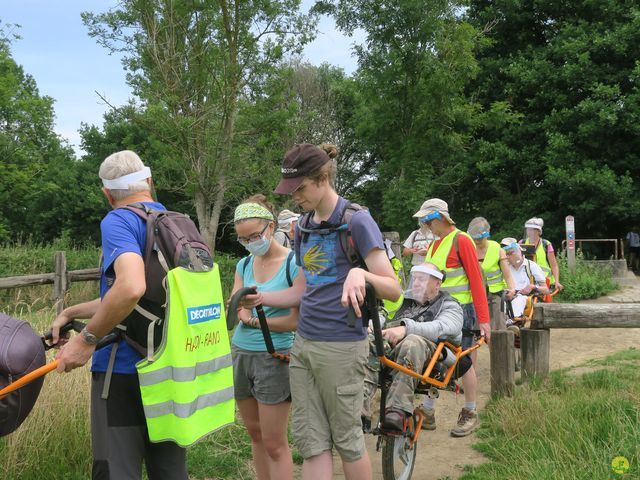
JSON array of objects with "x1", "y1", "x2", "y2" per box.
[{"x1": 289, "y1": 335, "x2": 368, "y2": 462}]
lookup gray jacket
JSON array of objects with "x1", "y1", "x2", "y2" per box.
[{"x1": 395, "y1": 292, "x2": 463, "y2": 345}]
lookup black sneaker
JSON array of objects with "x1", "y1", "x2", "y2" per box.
[{"x1": 382, "y1": 409, "x2": 406, "y2": 433}]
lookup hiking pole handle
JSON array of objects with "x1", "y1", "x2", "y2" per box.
[
  {"x1": 255, "y1": 305, "x2": 276, "y2": 355},
  {"x1": 226, "y1": 286, "x2": 258, "y2": 330},
  {"x1": 42, "y1": 320, "x2": 85, "y2": 350}
]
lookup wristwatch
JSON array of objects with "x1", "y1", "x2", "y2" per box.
[{"x1": 80, "y1": 327, "x2": 100, "y2": 345}]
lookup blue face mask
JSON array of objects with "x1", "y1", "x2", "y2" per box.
[{"x1": 245, "y1": 235, "x2": 271, "y2": 256}]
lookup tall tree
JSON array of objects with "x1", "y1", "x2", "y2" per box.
[
  {"x1": 0, "y1": 32, "x2": 77, "y2": 243},
  {"x1": 316, "y1": 0, "x2": 484, "y2": 233},
  {"x1": 83, "y1": 0, "x2": 316, "y2": 248},
  {"x1": 466, "y1": 0, "x2": 640, "y2": 240}
]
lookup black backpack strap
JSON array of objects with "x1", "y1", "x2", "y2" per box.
[{"x1": 285, "y1": 250, "x2": 294, "y2": 287}]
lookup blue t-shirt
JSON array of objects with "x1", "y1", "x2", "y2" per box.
[
  {"x1": 294, "y1": 197, "x2": 385, "y2": 342},
  {"x1": 232, "y1": 253, "x2": 298, "y2": 351},
  {"x1": 92, "y1": 201, "x2": 166, "y2": 374}
]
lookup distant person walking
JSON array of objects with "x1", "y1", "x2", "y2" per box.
[{"x1": 626, "y1": 227, "x2": 640, "y2": 272}]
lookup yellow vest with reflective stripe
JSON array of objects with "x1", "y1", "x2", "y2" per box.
[
  {"x1": 425, "y1": 229, "x2": 472, "y2": 305},
  {"x1": 482, "y1": 240, "x2": 506, "y2": 294},
  {"x1": 136, "y1": 264, "x2": 234, "y2": 447},
  {"x1": 525, "y1": 239, "x2": 555, "y2": 284}
]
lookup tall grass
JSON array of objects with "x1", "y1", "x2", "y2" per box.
[
  {"x1": 0, "y1": 243, "x2": 252, "y2": 479},
  {"x1": 462, "y1": 348, "x2": 640, "y2": 479}
]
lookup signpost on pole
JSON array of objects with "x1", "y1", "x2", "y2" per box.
[{"x1": 566, "y1": 215, "x2": 576, "y2": 273}]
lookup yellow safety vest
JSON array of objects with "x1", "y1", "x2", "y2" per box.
[
  {"x1": 136, "y1": 264, "x2": 234, "y2": 446},
  {"x1": 525, "y1": 239, "x2": 555, "y2": 284},
  {"x1": 426, "y1": 229, "x2": 472, "y2": 305},
  {"x1": 481, "y1": 240, "x2": 507, "y2": 294}
]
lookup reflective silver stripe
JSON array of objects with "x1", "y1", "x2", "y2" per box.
[
  {"x1": 485, "y1": 269, "x2": 501, "y2": 277},
  {"x1": 143, "y1": 386, "x2": 234, "y2": 419},
  {"x1": 487, "y1": 277, "x2": 504, "y2": 285},
  {"x1": 445, "y1": 268, "x2": 466, "y2": 278},
  {"x1": 441, "y1": 284, "x2": 471, "y2": 294},
  {"x1": 540, "y1": 266, "x2": 551, "y2": 274},
  {"x1": 139, "y1": 354, "x2": 233, "y2": 387}
]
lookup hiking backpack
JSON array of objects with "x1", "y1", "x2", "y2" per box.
[{"x1": 119, "y1": 203, "x2": 214, "y2": 353}]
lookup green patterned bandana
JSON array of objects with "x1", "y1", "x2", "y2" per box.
[{"x1": 234, "y1": 203, "x2": 274, "y2": 223}]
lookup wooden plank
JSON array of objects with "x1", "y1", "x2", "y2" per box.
[
  {"x1": 67, "y1": 268, "x2": 101, "y2": 282},
  {"x1": 53, "y1": 251, "x2": 68, "y2": 316},
  {"x1": 532, "y1": 303, "x2": 640, "y2": 329},
  {"x1": 521, "y1": 329, "x2": 550, "y2": 382},
  {"x1": 490, "y1": 330, "x2": 515, "y2": 398},
  {"x1": 0, "y1": 269, "x2": 99, "y2": 290},
  {"x1": 0, "y1": 273, "x2": 56, "y2": 288}
]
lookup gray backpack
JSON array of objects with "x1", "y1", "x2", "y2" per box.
[{"x1": 0, "y1": 313, "x2": 46, "y2": 436}]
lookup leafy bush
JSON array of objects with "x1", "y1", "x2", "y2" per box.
[{"x1": 555, "y1": 250, "x2": 617, "y2": 302}]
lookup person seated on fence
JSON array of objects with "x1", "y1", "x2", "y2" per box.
[
  {"x1": 361, "y1": 263, "x2": 473, "y2": 433},
  {"x1": 273, "y1": 209, "x2": 300, "y2": 249},
  {"x1": 501, "y1": 237, "x2": 549, "y2": 320}
]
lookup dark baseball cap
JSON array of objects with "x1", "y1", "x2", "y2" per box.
[{"x1": 274, "y1": 144, "x2": 331, "y2": 195}]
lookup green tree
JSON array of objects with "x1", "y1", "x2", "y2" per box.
[
  {"x1": 317, "y1": 0, "x2": 484, "y2": 234},
  {"x1": 83, "y1": 0, "x2": 317, "y2": 248},
  {"x1": 466, "y1": 0, "x2": 640, "y2": 241},
  {"x1": 0, "y1": 32, "x2": 77, "y2": 243}
]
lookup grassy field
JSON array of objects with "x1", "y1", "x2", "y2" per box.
[{"x1": 461, "y1": 348, "x2": 640, "y2": 479}]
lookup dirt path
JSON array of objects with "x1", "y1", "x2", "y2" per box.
[{"x1": 304, "y1": 283, "x2": 640, "y2": 479}]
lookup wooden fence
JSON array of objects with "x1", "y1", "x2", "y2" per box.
[
  {"x1": 0, "y1": 251, "x2": 99, "y2": 315},
  {"x1": 490, "y1": 303, "x2": 640, "y2": 397}
]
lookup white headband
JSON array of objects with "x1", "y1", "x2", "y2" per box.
[
  {"x1": 411, "y1": 265, "x2": 444, "y2": 280},
  {"x1": 102, "y1": 167, "x2": 152, "y2": 190},
  {"x1": 524, "y1": 223, "x2": 542, "y2": 231}
]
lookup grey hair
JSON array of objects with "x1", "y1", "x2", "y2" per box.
[
  {"x1": 467, "y1": 217, "x2": 491, "y2": 237},
  {"x1": 99, "y1": 150, "x2": 150, "y2": 201}
]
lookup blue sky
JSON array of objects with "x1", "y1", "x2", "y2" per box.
[{"x1": 0, "y1": 1, "x2": 362, "y2": 155}]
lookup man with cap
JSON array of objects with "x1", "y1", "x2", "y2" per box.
[
  {"x1": 361, "y1": 263, "x2": 476, "y2": 433},
  {"x1": 501, "y1": 237, "x2": 549, "y2": 319},
  {"x1": 413, "y1": 198, "x2": 489, "y2": 437},
  {"x1": 521, "y1": 217, "x2": 562, "y2": 291},
  {"x1": 274, "y1": 209, "x2": 300, "y2": 249},
  {"x1": 49, "y1": 150, "x2": 189, "y2": 479}
]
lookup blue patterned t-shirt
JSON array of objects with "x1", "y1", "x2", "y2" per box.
[{"x1": 294, "y1": 197, "x2": 385, "y2": 341}]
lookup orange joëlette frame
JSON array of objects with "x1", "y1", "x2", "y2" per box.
[{"x1": 378, "y1": 337, "x2": 485, "y2": 391}]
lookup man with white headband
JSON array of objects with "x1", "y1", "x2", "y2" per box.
[
  {"x1": 501, "y1": 237, "x2": 549, "y2": 319},
  {"x1": 361, "y1": 263, "x2": 474, "y2": 433},
  {"x1": 49, "y1": 150, "x2": 189, "y2": 479}
]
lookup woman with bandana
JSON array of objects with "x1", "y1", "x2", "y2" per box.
[{"x1": 230, "y1": 195, "x2": 302, "y2": 480}]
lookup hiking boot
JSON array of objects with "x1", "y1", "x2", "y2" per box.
[
  {"x1": 450, "y1": 408, "x2": 479, "y2": 437},
  {"x1": 417, "y1": 406, "x2": 436, "y2": 431},
  {"x1": 382, "y1": 409, "x2": 406, "y2": 433}
]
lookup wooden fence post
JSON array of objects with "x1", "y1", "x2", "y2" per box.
[
  {"x1": 521, "y1": 328, "x2": 550, "y2": 382},
  {"x1": 53, "y1": 251, "x2": 68, "y2": 316},
  {"x1": 490, "y1": 330, "x2": 515, "y2": 398}
]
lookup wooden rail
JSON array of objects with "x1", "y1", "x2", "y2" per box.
[
  {"x1": 0, "y1": 251, "x2": 100, "y2": 315},
  {"x1": 490, "y1": 303, "x2": 640, "y2": 397}
]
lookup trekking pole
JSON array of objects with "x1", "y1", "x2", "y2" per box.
[{"x1": 226, "y1": 286, "x2": 289, "y2": 362}]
